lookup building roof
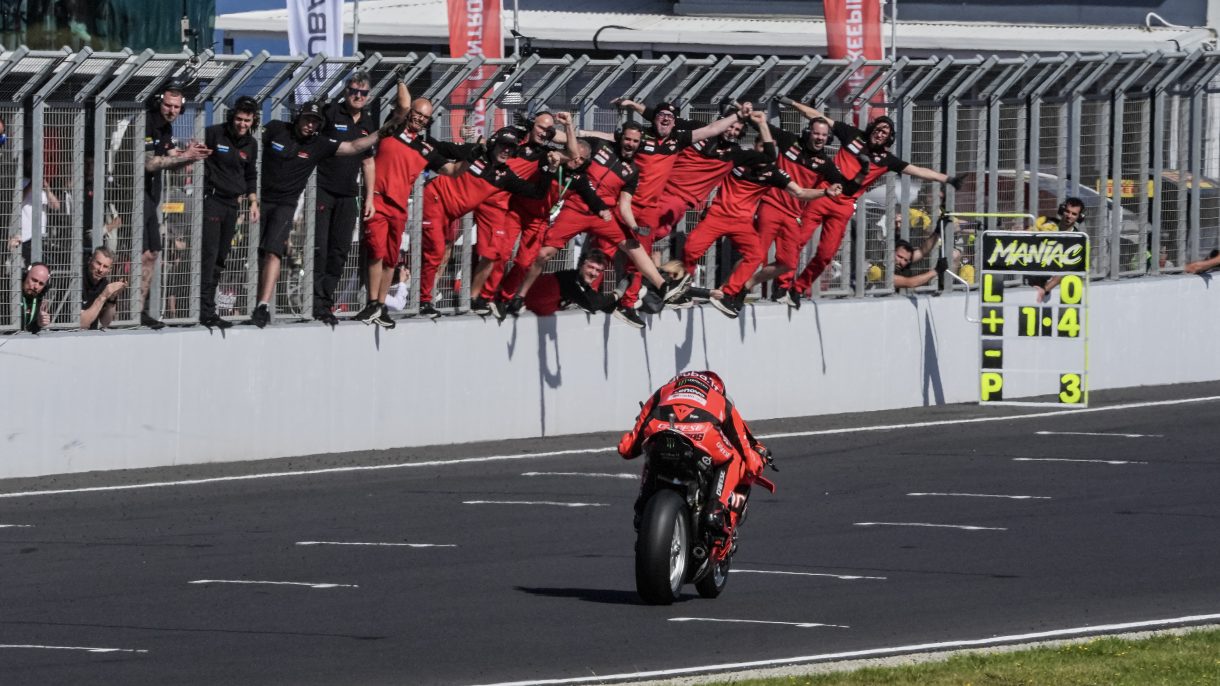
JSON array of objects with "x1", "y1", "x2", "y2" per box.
[{"x1": 216, "y1": 0, "x2": 1217, "y2": 55}]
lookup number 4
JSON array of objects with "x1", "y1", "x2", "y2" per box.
[{"x1": 1056, "y1": 307, "x2": 1080, "y2": 338}]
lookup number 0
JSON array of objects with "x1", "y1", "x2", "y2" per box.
[{"x1": 1060, "y1": 275, "x2": 1084, "y2": 305}]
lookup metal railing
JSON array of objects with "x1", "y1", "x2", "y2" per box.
[{"x1": 3, "y1": 47, "x2": 1218, "y2": 331}]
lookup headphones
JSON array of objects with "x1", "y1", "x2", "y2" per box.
[
  {"x1": 1058, "y1": 197, "x2": 1085, "y2": 221},
  {"x1": 864, "y1": 116, "x2": 896, "y2": 149},
  {"x1": 228, "y1": 95, "x2": 261, "y2": 129},
  {"x1": 150, "y1": 77, "x2": 189, "y2": 110}
]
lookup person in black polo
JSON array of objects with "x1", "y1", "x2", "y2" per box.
[
  {"x1": 200, "y1": 96, "x2": 261, "y2": 329},
  {"x1": 248, "y1": 102, "x2": 384, "y2": 328},
  {"x1": 142, "y1": 80, "x2": 210, "y2": 330},
  {"x1": 313, "y1": 71, "x2": 380, "y2": 326}
]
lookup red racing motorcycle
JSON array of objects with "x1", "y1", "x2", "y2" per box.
[{"x1": 633, "y1": 428, "x2": 776, "y2": 605}]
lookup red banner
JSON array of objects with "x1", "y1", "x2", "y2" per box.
[
  {"x1": 823, "y1": 0, "x2": 885, "y2": 122},
  {"x1": 446, "y1": 0, "x2": 502, "y2": 138}
]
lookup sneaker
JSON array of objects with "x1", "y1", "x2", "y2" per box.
[
  {"x1": 250, "y1": 304, "x2": 270, "y2": 329},
  {"x1": 489, "y1": 298, "x2": 506, "y2": 321},
  {"x1": 313, "y1": 311, "x2": 339, "y2": 327},
  {"x1": 658, "y1": 273, "x2": 691, "y2": 302},
  {"x1": 418, "y1": 302, "x2": 442, "y2": 319},
  {"x1": 613, "y1": 304, "x2": 645, "y2": 329},
  {"x1": 200, "y1": 314, "x2": 233, "y2": 330},
  {"x1": 470, "y1": 296, "x2": 492, "y2": 316},
  {"x1": 503, "y1": 295, "x2": 525, "y2": 318},
  {"x1": 668, "y1": 293, "x2": 695, "y2": 309},
  {"x1": 354, "y1": 301, "x2": 381, "y2": 324},
  {"x1": 778, "y1": 288, "x2": 801, "y2": 310},
  {"x1": 710, "y1": 290, "x2": 744, "y2": 319},
  {"x1": 140, "y1": 312, "x2": 166, "y2": 330},
  {"x1": 374, "y1": 307, "x2": 396, "y2": 329}
]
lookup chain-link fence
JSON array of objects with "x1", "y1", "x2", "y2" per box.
[{"x1": 3, "y1": 48, "x2": 1219, "y2": 332}]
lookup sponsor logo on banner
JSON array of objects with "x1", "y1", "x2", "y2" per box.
[
  {"x1": 823, "y1": 0, "x2": 885, "y2": 123},
  {"x1": 287, "y1": 0, "x2": 343, "y2": 103},
  {"x1": 446, "y1": 0, "x2": 503, "y2": 138}
]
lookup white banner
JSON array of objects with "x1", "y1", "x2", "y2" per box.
[{"x1": 287, "y1": 0, "x2": 344, "y2": 103}]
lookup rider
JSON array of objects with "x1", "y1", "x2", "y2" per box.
[{"x1": 618, "y1": 370, "x2": 770, "y2": 535}]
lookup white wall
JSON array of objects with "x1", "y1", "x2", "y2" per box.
[{"x1": 3, "y1": 275, "x2": 1219, "y2": 479}]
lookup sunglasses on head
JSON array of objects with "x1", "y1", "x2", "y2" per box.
[{"x1": 348, "y1": 87, "x2": 370, "y2": 97}]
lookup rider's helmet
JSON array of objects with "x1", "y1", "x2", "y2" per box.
[{"x1": 698, "y1": 370, "x2": 725, "y2": 394}]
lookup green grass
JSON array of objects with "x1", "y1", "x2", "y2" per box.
[{"x1": 708, "y1": 628, "x2": 1220, "y2": 686}]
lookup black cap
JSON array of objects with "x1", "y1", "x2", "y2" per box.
[
  {"x1": 297, "y1": 102, "x2": 326, "y2": 125},
  {"x1": 652, "y1": 101, "x2": 678, "y2": 118},
  {"x1": 491, "y1": 127, "x2": 521, "y2": 148}
]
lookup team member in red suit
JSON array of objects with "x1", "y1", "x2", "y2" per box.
[
  {"x1": 618, "y1": 370, "x2": 771, "y2": 536},
  {"x1": 782, "y1": 99, "x2": 960, "y2": 304}
]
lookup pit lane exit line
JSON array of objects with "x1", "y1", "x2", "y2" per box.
[{"x1": 3, "y1": 395, "x2": 1215, "y2": 500}]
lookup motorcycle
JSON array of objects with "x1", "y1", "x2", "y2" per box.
[{"x1": 633, "y1": 428, "x2": 776, "y2": 605}]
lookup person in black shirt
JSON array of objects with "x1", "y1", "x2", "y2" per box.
[
  {"x1": 313, "y1": 71, "x2": 379, "y2": 325},
  {"x1": 142, "y1": 81, "x2": 210, "y2": 330},
  {"x1": 248, "y1": 102, "x2": 385, "y2": 328},
  {"x1": 17, "y1": 262, "x2": 51, "y2": 334},
  {"x1": 524, "y1": 249, "x2": 619, "y2": 316},
  {"x1": 81, "y1": 247, "x2": 125, "y2": 330},
  {"x1": 200, "y1": 96, "x2": 260, "y2": 329}
]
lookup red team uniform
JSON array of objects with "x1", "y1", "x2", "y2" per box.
[
  {"x1": 757, "y1": 124, "x2": 831, "y2": 291},
  {"x1": 544, "y1": 138, "x2": 635, "y2": 252}
]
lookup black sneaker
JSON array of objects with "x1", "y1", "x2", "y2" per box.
[
  {"x1": 200, "y1": 314, "x2": 233, "y2": 330},
  {"x1": 140, "y1": 312, "x2": 166, "y2": 330},
  {"x1": 503, "y1": 295, "x2": 525, "y2": 318},
  {"x1": 250, "y1": 304, "x2": 270, "y2": 328},
  {"x1": 489, "y1": 298, "x2": 506, "y2": 321},
  {"x1": 710, "y1": 291, "x2": 743, "y2": 319},
  {"x1": 313, "y1": 311, "x2": 339, "y2": 327},
  {"x1": 667, "y1": 293, "x2": 695, "y2": 309},
  {"x1": 779, "y1": 287, "x2": 802, "y2": 310},
  {"x1": 418, "y1": 302, "x2": 442, "y2": 319},
  {"x1": 613, "y1": 304, "x2": 645, "y2": 329},
  {"x1": 374, "y1": 306, "x2": 396, "y2": 329},
  {"x1": 354, "y1": 301, "x2": 381, "y2": 324},
  {"x1": 658, "y1": 273, "x2": 691, "y2": 302},
  {"x1": 470, "y1": 296, "x2": 492, "y2": 316}
]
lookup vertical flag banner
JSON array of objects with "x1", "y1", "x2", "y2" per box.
[
  {"x1": 288, "y1": 0, "x2": 344, "y2": 103},
  {"x1": 446, "y1": 0, "x2": 503, "y2": 138},
  {"x1": 823, "y1": 0, "x2": 885, "y2": 122}
]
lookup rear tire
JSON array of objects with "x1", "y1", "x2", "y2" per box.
[
  {"x1": 635, "y1": 490, "x2": 690, "y2": 605},
  {"x1": 695, "y1": 552, "x2": 731, "y2": 598}
]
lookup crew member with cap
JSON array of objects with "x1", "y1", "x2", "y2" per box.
[
  {"x1": 312, "y1": 71, "x2": 380, "y2": 326},
  {"x1": 200, "y1": 95, "x2": 260, "y2": 329},
  {"x1": 142, "y1": 79, "x2": 210, "y2": 329},
  {"x1": 354, "y1": 83, "x2": 478, "y2": 328},
  {"x1": 411, "y1": 128, "x2": 560, "y2": 319},
  {"x1": 782, "y1": 99, "x2": 960, "y2": 305},
  {"x1": 248, "y1": 102, "x2": 387, "y2": 328}
]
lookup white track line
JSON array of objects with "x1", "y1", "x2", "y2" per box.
[
  {"x1": 670, "y1": 617, "x2": 849, "y2": 629},
  {"x1": 463, "y1": 500, "x2": 608, "y2": 507},
  {"x1": 3, "y1": 394, "x2": 1215, "y2": 500},
  {"x1": 0, "y1": 643, "x2": 148, "y2": 654},
  {"x1": 1014, "y1": 457, "x2": 1148, "y2": 465},
  {"x1": 732, "y1": 568, "x2": 887, "y2": 581},
  {"x1": 295, "y1": 541, "x2": 456, "y2": 548},
  {"x1": 521, "y1": 472, "x2": 638, "y2": 480},
  {"x1": 469, "y1": 613, "x2": 1220, "y2": 686},
  {"x1": 188, "y1": 579, "x2": 358, "y2": 589},
  {"x1": 907, "y1": 492, "x2": 1051, "y2": 500},
  {"x1": 855, "y1": 522, "x2": 1008, "y2": 531},
  {"x1": 0, "y1": 524, "x2": 34, "y2": 528},
  {"x1": 1036, "y1": 431, "x2": 1162, "y2": 438}
]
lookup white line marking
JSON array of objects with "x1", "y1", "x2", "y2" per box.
[
  {"x1": 462, "y1": 500, "x2": 608, "y2": 507},
  {"x1": 521, "y1": 471, "x2": 638, "y2": 480},
  {"x1": 1036, "y1": 431, "x2": 1162, "y2": 438},
  {"x1": 467, "y1": 613, "x2": 1220, "y2": 686},
  {"x1": 3, "y1": 394, "x2": 1215, "y2": 500},
  {"x1": 295, "y1": 541, "x2": 456, "y2": 548},
  {"x1": 0, "y1": 644, "x2": 148, "y2": 654},
  {"x1": 0, "y1": 524, "x2": 34, "y2": 528},
  {"x1": 188, "y1": 579, "x2": 358, "y2": 589},
  {"x1": 669, "y1": 617, "x2": 850, "y2": 629},
  {"x1": 908, "y1": 492, "x2": 1051, "y2": 500},
  {"x1": 855, "y1": 522, "x2": 1008, "y2": 531},
  {"x1": 1014, "y1": 457, "x2": 1148, "y2": 465},
  {"x1": 732, "y1": 568, "x2": 887, "y2": 581}
]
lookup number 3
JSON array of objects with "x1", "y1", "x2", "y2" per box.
[{"x1": 1059, "y1": 373, "x2": 1083, "y2": 404}]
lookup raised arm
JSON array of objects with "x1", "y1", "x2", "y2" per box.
[
  {"x1": 690, "y1": 110, "x2": 745, "y2": 143},
  {"x1": 780, "y1": 97, "x2": 834, "y2": 128}
]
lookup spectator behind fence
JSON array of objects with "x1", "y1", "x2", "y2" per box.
[
  {"x1": 383, "y1": 258, "x2": 411, "y2": 313},
  {"x1": 524, "y1": 249, "x2": 619, "y2": 316},
  {"x1": 1030, "y1": 196, "x2": 1085, "y2": 302},
  {"x1": 314, "y1": 70, "x2": 379, "y2": 326},
  {"x1": 80, "y1": 246, "x2": 125, "y2": 330},
  {"x1": 200, "y1": 95, "x2": 260, "y2": 330},
  {"x1": 17, "y1": 262, "x2": 51, "y2": 334},
  {"x1": 10, "y1": 156, "x2": 62, "y2": 267},
  {"x1": 142, "y1": 79, "x2": 211, "y2": 330}
]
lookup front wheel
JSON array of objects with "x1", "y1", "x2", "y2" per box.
[{"x1": 635, "y1": 490, "x2": 691, "y2": 605}]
